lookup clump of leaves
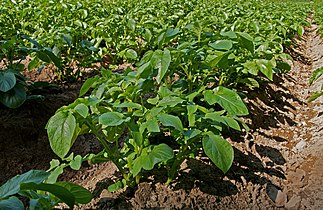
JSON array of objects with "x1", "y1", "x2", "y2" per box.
[
  {"x1": 308, "y1": 67, "x2": 323, "y2": 102},
  {"x1": 0, "y1": 170, "x2": 92, "y2": 209}
]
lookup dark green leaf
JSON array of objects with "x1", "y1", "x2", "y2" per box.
[
  {"x1": 237, "y1": 32, "x2": 254, "y2": 53},
  {"x1": 0, "y1": 84, "x2": 26, "y2": 108},
  {"x1": 79, "y1": 76, "x2": 99, "y2": 97},
  {"x1": 309, "y1": 67, "x2": 323, "y2": 85},
  {"x1": 202, "y1": 132, "x2": 234, "y2": 173},
  {"x1": 0, "y1": 196, "x2": 24, "y2": 210},
  {"x1": 0, "y1": 170, "x2": 49, "y2": 199},
  {"x1": 55, "y1": 182, "x2": 92, "y2": 204},
  {"x1": 157, "y1": 113, "x2": 184, "y2": 132},
  {"x1": 20, "y1": 183, "x2": 75, "y2": 208},
  {"x1": 0, "y1": 71, "x2": 16, "y2": 92}
]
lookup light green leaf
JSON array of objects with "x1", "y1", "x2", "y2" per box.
[
  {"x1": 202, "y1": 132, "x2": 234, "y2": 173},
  {"x1": 155, "y1": 49, "x2": 171, "y2": 84},
  {"x1": 70, "y1": 155, "x2": 82, "y2": 170},
  {"x1": 125, "y1": 49, "x2": 137, "y2": 59},
  {"x1": 203, "y1": 87, "x2": 248, "y2": 116},
  {"x1": 74, "y1": 104, "x2": 88, "y2": 118},
  {"x1": 47, "y1": 111, "x2": 76, "y2": 158},
  {"x1": 158, "y1": 96, "x2": 184, "y2": 107},
  {"x1": 209, "y1": 40, "x2": 233, "y2": 51},
  {"x1": 99, "y1": 112, "x2": 129, "y2": 126},
  {"x1": 309, "y1": 67, "x2": 323, "y2": 85},
  {"x1": 187, "y1": 105, "x2": 198, "y2": 127}
]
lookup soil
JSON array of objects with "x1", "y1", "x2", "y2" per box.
[{"x1": 0, "y1": 20, "x2": 322, "y2": 209}]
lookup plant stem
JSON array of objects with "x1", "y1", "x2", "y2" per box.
[
  {"x1": 166, "y1": 144, "x2": 188, "y2": 185},
  {"x1": 86, "y1": 122, "x2": 128, "y2": 178}
]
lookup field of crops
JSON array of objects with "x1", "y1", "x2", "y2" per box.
[{"x1": 1, "y1": 0, "x2": 323, "y2": 209}]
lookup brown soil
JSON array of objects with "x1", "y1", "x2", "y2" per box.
[{"x1": 0, "y1": 21, "x2": 322, "y2": 210}]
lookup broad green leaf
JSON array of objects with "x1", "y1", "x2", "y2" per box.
[
  {"x1": 157, "y1": 113, "x2": 184, "y2": 132},
  {"x1": 99, "y1": 112, "x2": 129, "y2": 126},
  {"x1": 125, "y1": 49, "x2": 137, "y2": 59},
  {"x1": 127, "y1": 18, "x2": 136, "y2": 31},
  {"x1": 237, "y1": 32, "x2": 254, "y2": 53},
  {"x1": 207, "y1": 51, "x2": 230, "y2": 68},
  {"x1": 46, "y1": 166, "x2": 64, "y2": 184},
  {"x1": 243, "y1": 60, "x2": 258, "y2": 75},
  {"x1": 155, "y1": 49, "x2": 171, "y2": 84},
  {"x1": 20, "y1": 183, "x2": 75, "y2": 208},
  {"x1": 202, "y1": 132, "x2": 234, "y2": 173},
  {"x1": 158, "y1": 96, "x2": 184, "y2": 107},
  {"x1": 0, "y1": 170, "x2": 49, "y2": 199},
  {"x1": 74, "y1": 104, "x2": 88, "y2": 118},
  {"x1": 209, "y1": 40, "x2": 233, "y2": 51},
  {"x1": 220, "y1": 31, "x2": 237, "y2": 39},
  {"x1": 47, "y1": 111, "x2": 76, "y2": 158},
  {"x1": 147, "y1": 95, "x2": 159, "y2": 105},
  {"x1": 256, "y1": 59, "x2": 274, "y2": 81},
  {"x1": 184, "y1": 129, "x2": 202, "y2": 141},
  {"x1": 55, "y1": 182, "x2": 92, "y2": 204},
  {"x1": 43, "y1": 50, "x2": 62, "y2": 69},
  {"x1": 0, "y1": 196, "x2": 24, "y2": 210},
  {"x1": 0, "y1": 71, "x2": 16, "y2": 92},
  {"x1": 203, "y1": 87, "x2": 248, "y2": 116},
  {"x1": 36, "y1": 51, "x2": 51, "y2": 63},
  {"x1": 0, "y1": 84, "x2": 26, "y2": 108},
  {"x1": 309, "y1": 67, "x2": 323, "y2": 85},
  {"x1": 145, "y1": 119, "x2": 160, "y2": 133}
]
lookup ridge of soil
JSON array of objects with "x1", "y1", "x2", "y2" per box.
[{"x1": 0, "y1": 20, "x2": 322, "y2": 210}]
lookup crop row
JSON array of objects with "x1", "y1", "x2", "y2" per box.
[{"x1": 0, "y1": 0, "x2": 315, "y2": 208}]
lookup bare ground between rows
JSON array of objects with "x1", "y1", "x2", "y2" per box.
[{"x1": 0, "y1": 24, "x2": 322, "y2": 210}]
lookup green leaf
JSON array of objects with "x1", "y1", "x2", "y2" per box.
[
  {"x1": 0, "y1": 84, "x2": 26, "y2": 108},
  {"x1": 132, "y1": 144, "x2": 174, "y2": 176},
  {"x1": 47, "y1": 111, "x2": 77, "y2": 158},
  {"x1": 243, "y1": 60, "x2": 258, "y2": 75},
  {"x1": 125, "y1": 49, "x2": 137, "y2": 59},
  {"x1": 99, "y1": 112, "x2": 129, "y2": 126},
  {"x1": 0, "y1": 196, "x2": 24, "y2": 210},
  {"x1": 36, "y1": 51, "x2": 51, "y2": 63},
  {"x1": 155, "y1": 49, "x2": 171, "y2": 84},
  {"x1": 74, "y1": 104, "x2": 88, "y2": 118},
  {"x1": 309, "y1": 67, "x2": 323, "y2": 85},
  {"x1": 187, "y1": 105, "x2": 198, "y2": 127},
  {"x1": 20, "y1": 183, "x2": 75, "y2": 208},
  {"x1": 43, "y1": 50, "x2": 62, "y2": 69},
  {"x1": 0, "y1": 71, "x2": 16, "y2": 92},
  {"x1": 113, "y1": 102, "x2": 142, "y2": 109},
  {"x1": 158, "y1": 96, "x2": 184, "y2": 107},
  {"x1": 308, "y1": 91, "x2": 323, "y2": 102},
  {"x1": 70, "y1": 155, "x2": 82, "y2": 170},
  {"x1": 207, "y1": 51, "x2": 230, "y2": 68},
  {"x1": 220, "y1": 31, "x2": 237, "y2": 39},
  {"x1": 79, "y1": 76, "x2": 98, "y2": 97},
  {"x1": 184, "y1": 129, "x2": 202, "y2": 141},
  {"x1": 145, "y1": 119, "x2": 160, "y2": 133},
  {"x1": 108, "y1": 181, "x2": 124, "y2": 192},
  {"x1": 256, "y1": 59, "x2": 274, "y2": 81},
  {"x1": 202, "y1": 132, "x2": 234, "y2": 173},
  {"x1": 28, "y1": 57, "x2": 40, "y2": 71},
  {"x1": 55, "y1": 182, "x2": 92, "y2": 204},
  {"x1": 237, "y1": 32, "x2": 254, "y2": 53},
  {"x1": 239, "y1": 78, "x2": 259, "y2": 88},
  {"x1": 157, "y1": 113, "x2": 184, "y2": 132},
  {"x1": 29, "y1": 197, "x2": 53, "y2": 210},
  {"x1": 203, "y1": 87, "x2": 248, "y2": 116},
  {"x1": 127, "y1": 18, "x2": 136, "y2": 31},
  {"x1": 0, "y1": 170, "x2": 49, "y2": 199},
  {"x1": 209, "y1": 40, "x2": 233, "y2": 51}
]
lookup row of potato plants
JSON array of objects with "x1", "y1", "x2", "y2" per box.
[
  {"x1": 42, "y1": 0, "x2": 312, "y2": 192},
  {"x1": 0, "y1": 0, "x2": 312, "y2": 81}
]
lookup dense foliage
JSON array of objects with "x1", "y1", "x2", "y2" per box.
[{"x1": 1, "y1": 0, "x2": 315, "y2": 193}]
